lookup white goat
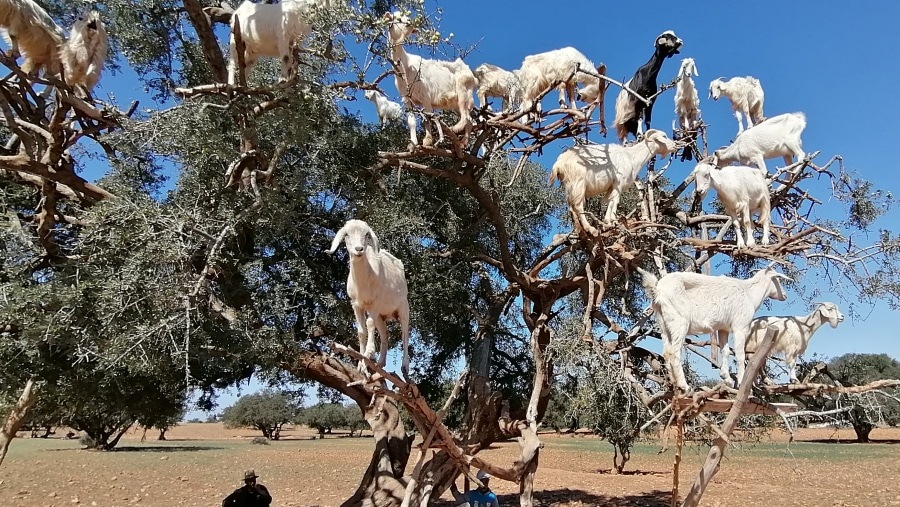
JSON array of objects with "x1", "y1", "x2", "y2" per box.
[
  {"x1": 326, "y1": 219, "x2": 412, "y2": 377},
  {"x1": 713, "y1": 112, "x2": 807, "y2": 173},
  {"x1": 0, "y1": 0, "x2": 64, "y2": 76},
  {"x1": 692, "y1": 160, "x2": 771, "y2": 248},
  {"x1": 639, "y1": 265, "x2": 791, "y2": 392},
  {"x1": 61, "y1": 11, "x2": 108, "y2": 94},
  {"x1": 548, "y1": 129, "x2": 677, "y2": 236},
  {"x1": 473, "y1": 63, "x2": 521, "y2": 112},
  {"x1": 674, "y1": 58, "x2": 700, "y2": 131},
  {"x1": 518, "y1": 47, "x2": 603, "y2": 121},
  {"x1": 384, "y1": 12, "x2": 476, "y2": 147},
  {"x1": 228, "y1": 0, "x2": 336, "y2": 85},
  {"x1": 363, "y1": 89, "x2": 402, "y2": 124},
  {"x1": 708, "y1": 76, "x2": 765, "y2": 134},
  {"x1": 745, "y1": 302, "x2": 844, "y2": 383}
]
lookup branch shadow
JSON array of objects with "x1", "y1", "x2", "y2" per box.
[{"x1": 434, "y1": 488, "x2": 672, "y2": 507}]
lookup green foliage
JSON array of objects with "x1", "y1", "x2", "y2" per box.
[
  {"x1": 296, "y1": 403, "x2": 350, "y2": 438},
  {"x1": 221, "y1": 390, "x2": 302, "y2": 440}
]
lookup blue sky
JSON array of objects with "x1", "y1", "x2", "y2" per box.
[{"x1": 35, "y1": 1, "x2": 899, "y2": 413}]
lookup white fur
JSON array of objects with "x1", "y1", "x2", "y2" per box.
[
  {"x1": 639, "y1": 266, "x2": 791, "y2": 391},
  {"x1": 61, "y1": 11, "x2": 108, "y2": 92},
  {"x1": 385, "y1": 12, "x2": 476, "y2": 147},
  {"x1": 713, "y1": 112, "x2": 807, "y2": 173},
  {"x1": 228, "y1": 0, "x2": 336, "y2": 85},
  {"x1": 708, "y1": 76, "x2": 765, "y2": 134},
  {"x1": 548, "y1": 129, "x2": 677, "y2": 236},
  {"x1": 674, "y1": 58, "x2": 700, "y2": 131},
  {"x1": 692, "y1": 161, "x2": 771, "y2": 248},
  {"x1": 473, "y1": 63, "x2": 521, "y2": 112},
  {"x1": 518, "y1": 47, "x2": 602, "y2": 120},
  {"x1": 0, "y1": 0, "x2": 64, "y2": 76},
  {"x1": 326, "y1": 219, "x2": 412, "y2": 377},
  {"x1": 364, "y1": 89, "x2": 402, "y2": 124},
  {"x1": 745, "y1": 302, "x2": 843, "y2": 383}
]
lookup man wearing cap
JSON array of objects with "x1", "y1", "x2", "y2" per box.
[
  {"x1": 450, "y1": 470, "x2": 500, "y2": 507},
  {"x1": 222, "y1": 469, "x2": 272, "y2": 507}
]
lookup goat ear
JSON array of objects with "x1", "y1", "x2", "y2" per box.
[
  {"x1": 692, "y1": 62, "x2": 698, "y2": 77},
  {"x1": 326, "y1": 224, "x2": 349, "y2": 254},
  {"x1": 772, "y1": 273, "x2": 793, "y2": 283},
  {"x1": 366, "y1": 229, "x2": 381, "y2": 253}
]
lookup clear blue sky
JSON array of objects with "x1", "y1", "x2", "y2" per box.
[{"x1": 49, "y1": 1, "x2": 900, "y2": 413}]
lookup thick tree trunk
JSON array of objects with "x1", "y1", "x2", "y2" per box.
[
  {"x1": 342, "y1": 397, "x2": 412, "y2": 507},
  {"x1": 282, "y1": 350, "x2": 412, "y2": 507},
  {"x1": 158, "y1": 428, "x2": 167, "y2": 441},
  {"x1": 0, "y1": 379, "x2": 38, "y2": 467},
  {"x1": 852, "y1": 421, "x2": 873, "y2": 443}
]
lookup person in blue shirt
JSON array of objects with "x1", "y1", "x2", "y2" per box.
[{"x1": 450, "y1": 470, "x2": 500, "y2": 507}]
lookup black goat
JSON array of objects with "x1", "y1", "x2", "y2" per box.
[{"x1": 613, "y1": 30, "x2": 683, "y2": 142}]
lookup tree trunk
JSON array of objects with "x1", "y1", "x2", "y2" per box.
[
  {"x1": 853, "y1": 421, "x2": 874, "y2": 443},
  {"x1": 158, "y1": 428, "x2": 167, "y2": 441},
  {"x1": 0, "y1": 379, "x2": 38, "y2": 467},
  {"x1": 282, "y1": 350, "x2": 412, "y2": 507},
  {"x1": 341, "y1": 398, "x2": 412, "y2": 507}
]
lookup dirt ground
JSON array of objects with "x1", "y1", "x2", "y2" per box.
[{"x1": 1, "y1": 424, "x2": 899, "y2": 507}]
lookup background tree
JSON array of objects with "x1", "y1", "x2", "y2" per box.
[
  {"x1": 221, "y1": 390, "x2": 301, "y2": 440},
  {"x1": 297, "y1": 403, "x2": 349, "y2": 439},
  {"x1": 796, "y1": 353, "x2": 900, "y2": 442}
]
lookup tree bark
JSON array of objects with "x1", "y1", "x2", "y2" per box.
[
  {"x1": 282, "y1": 349, "x2": 412, "y2": 507},
  {"x1": 182, "y1": 0, "x2": 229, "y2": 83},
  {"x1": 680, "y1": 326, "x2": 777, "y2": 507},
  {"x1": 0, "y1": 378, "x2": 38, "y2": 467}
]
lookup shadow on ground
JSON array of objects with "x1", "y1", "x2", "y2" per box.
[
  {"x1": 434, "y1": 488, "x2": 672, "y2": 507},
  {"x1": 803, "y1": 438, "x2": 900, "y2": 444},
  {"x1": 112, "y1": 445, "x2": 225, "y2": 452}
]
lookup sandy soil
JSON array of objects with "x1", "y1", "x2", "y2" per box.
[{"x1": 1, "y1": 424, "x2": 899, "y2": 507}]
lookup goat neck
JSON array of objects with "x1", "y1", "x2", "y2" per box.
[{"x1": 348, "y1": 245, "x2": 381, "y2": 287}]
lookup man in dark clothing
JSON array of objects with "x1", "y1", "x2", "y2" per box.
[{"x1": 222, "y1": 469, "x2": 272, "y2": 507}]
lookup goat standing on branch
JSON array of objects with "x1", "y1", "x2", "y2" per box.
[
  {"x1": 0, "y1": 0, "x2": 64, "y2": 76},
  {"x1": 639, "y1": 265, "x2": 791, "y2": 392},
  {"x1": 473, "y1": 63, "x2": 521, "y2": 112},
  {"x1": 549, "y1": 129, "x2": 677, "y2": 236},
  {"x1": 613, "y1": 30, "x2": 683, "y2": 142},
  {"x1": 713, "y1": 112, "x2": 806, "y2": 173},
  {"x1": 364, "y1": 89, "x2": 402, "y2": 124},
  {"x1": 61, "y1": 11, "x2": 108, "y2": 95},
  {"x1": 384, "y1": 12, "x2": 476, "y2": 147},
  {"x1": 709, "y1": 76, "x2": 765, "y2": 135},
  {"x1": 227, "y1": 0, "x2": 338, "y2": 85},
  {"x1": 326, "y1": 219, "x2": 412, "y2": 378},
  {"x1": 517, "y1": 47, "x2": 604, "y2": 121},
  {"x1": 746, "y1": 302, "x2": 844, "y2": 383},
  {"x1": 674, "y1": 57, "x2": 700, "y2": 132},
  {"x1": 692, "y1": 160, "x2": 772, "y2": 248}
]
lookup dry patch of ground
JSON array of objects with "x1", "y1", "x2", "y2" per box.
[{"x1": 1, "y1": 424, "x2": 898, "y2": 506}]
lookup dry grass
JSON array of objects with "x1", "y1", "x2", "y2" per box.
[{"x1": 1, "y1": 424, "x2": 899, "y2": 506}]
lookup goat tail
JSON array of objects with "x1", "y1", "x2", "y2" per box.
[
  {"x1": 548, "y1": 163, "x2": 560, "y2": 186},
  {"x1": 634, "y1": 266, "x2": 659, "y2": 301}
]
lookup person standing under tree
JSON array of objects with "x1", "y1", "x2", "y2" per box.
[
  {"x1": 450, "y1": 470, "x2": 500, "y2": 507},
  {"x1": 222, "y1": 469, "x2": 272, "y2": 507}
]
